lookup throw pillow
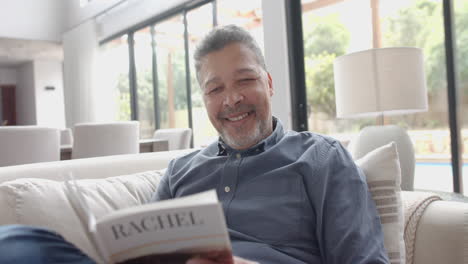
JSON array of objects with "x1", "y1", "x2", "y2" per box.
[
  {"x1": 355, "y1": 142, "x2": 405, "y2": 264},
  {"x1": 0, "y1": 169, "x2": 165, "y2": 263}
]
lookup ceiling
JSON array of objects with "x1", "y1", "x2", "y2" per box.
[{"x1": 0, "y1": 37, "x2": 63, "y2": 68}]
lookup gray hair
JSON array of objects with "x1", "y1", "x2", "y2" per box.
[{"x1": 193, "y1": 25, "x2": 266, "y2": 83}]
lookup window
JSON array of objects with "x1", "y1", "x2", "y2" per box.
[
  {"x1": 99, "y1": 35, "x2": 131, "y2": 121},
  {"x1": 302, "y1": 0, "x2": 376, "y2": 142},
  {"x1": 217, "y1": 0, "x2": 264, "y2": 51},
  {"x1": 379, "y1": 0, "x2": 452, "y2": 192},
  {"x1": 454, "y1": 0, "x2": 468, "y2": 194},
  {"x1": 187, "y1": 4, "x2": 216, "y2": 147},
  {"x1": 98, "y1": 0, "x2": 265, "y2": 147},
  {"x1": 154, "y1": 15, "x2": 189, "y2": 130},
  {"x1": 301, "y1": 0, "x2": 459, "y2": 192},
  {"x1": 134, "y1": 27, "x2": 156, "y2": 139}
]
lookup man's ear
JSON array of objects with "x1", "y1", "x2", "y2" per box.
[{"x1": 267, "y1": 72, "x2": 274, "y2": 96}]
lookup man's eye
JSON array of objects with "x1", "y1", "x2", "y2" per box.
[
  {"x1": 207, "y1": 87, "x2": 221, "y2": 94},
  {"x1": 239, "y1": 78, "x2": 256, "y2": 85}
]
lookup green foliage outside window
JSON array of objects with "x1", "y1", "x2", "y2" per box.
[
  {"x1": 455, "y1": 0, "x2": 468, "y2": 127},
  {"x1": 303, "y1": 0, "x2": 468, "y2": 130},
  {"x1": 157, "y1": 50, "x2": 189, "y2": 128},
  {"x1": 303, "y1": 13, "x2": 349, "y2": 119},
  {"x1": 117, "y1": 73, "x2": 131, "y2": 121}
]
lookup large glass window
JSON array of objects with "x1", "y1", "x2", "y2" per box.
[
  {"x1": 99, "y1": 35, "x2": 131, "y2": 121},
  {"x1": 134, "y1": 27, "x2": 156, "y2": 139},
  {"x1": 217, "y1": 0, "x2": 264, "y2": 52},
  {"x1": 379, "y1": 0, "x2": 452, "y2": 192},
  {"x1": 155, "y1": 15, "x2": 189, "y2": 129},
  {"x1": 98, "y1": 0, "x2": 265, "y2": 148},
  {"x1": 301, "y1": 0, "x2": 376, "y2": 143},
  {"x1": 187, "y1": 4, "x2": 217, "y2": 147},
  {"x1": 455, "y1": 0, "x2": 468, "y2": 194},
  {"x1": 301, "y1": 0, "x2": 455, "y2": 192}
]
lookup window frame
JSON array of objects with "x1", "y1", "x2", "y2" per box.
[
  {"x1": 287, "y1": 0, "x2": 464, "y2": 193},
  {"x1": 99, "y1": 0, "x2": 215, "y2": 146}
]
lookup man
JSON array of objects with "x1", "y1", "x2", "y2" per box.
[
  {"x1": 0, "y1": 25, "x2": 389, "y2": 264},
  {"x1": 152, "y1": 24, "x2": 389, "y2": 264}
]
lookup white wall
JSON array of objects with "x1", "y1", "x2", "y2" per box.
[
  {"x1": 262, "y1": 0, "x2": 292, "y2": 130},
  {"x1": 14, "y1": 60, "x2": 65, "y2": 127},
  {"x1": 0, "y1": 68, "x2": 17, "y2": 85},
  {"x1": 16, "y1": 62, "x2": 36, "y2": 125},
  {"x1": 63, "y1": 20, "x2": 100, "y2": 127},
  {"x1": 0, "y1": 0, "x2": 64, "y2": 42},
  {"x1": 34, "y1": 60, "x2": 65, "y2": 128}
]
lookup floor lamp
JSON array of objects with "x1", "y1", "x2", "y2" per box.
[{"x1": 333, "y1": 47, "x2": 428, "y2": 191}]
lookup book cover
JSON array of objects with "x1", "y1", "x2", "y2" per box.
[{"x1": 64, "y1": 173, "x2": 231, "y2": 264}]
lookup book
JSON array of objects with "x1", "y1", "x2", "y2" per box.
[{"x1": 64, "y1": 172, "x2": 232, "y2": 264}]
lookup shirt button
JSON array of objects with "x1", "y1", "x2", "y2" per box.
[
  {"x1": 236, "y1": 153, "x2": 241, "y2": 159},
  {"x1": 224, "y1": 186, "x2": 231, "y2": 193}
]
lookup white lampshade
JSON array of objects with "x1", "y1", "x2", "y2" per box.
[{"x1": 333, "y1": 47, "x2": 428, "y2": 118}]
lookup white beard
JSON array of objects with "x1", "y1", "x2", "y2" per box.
[{"x1": 220, "y1": 116, "x2": 269, "y2": 150}]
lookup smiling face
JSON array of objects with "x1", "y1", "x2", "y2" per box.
[{"x1": 199, "y1": 43, "x2": 274, "y2": 150}]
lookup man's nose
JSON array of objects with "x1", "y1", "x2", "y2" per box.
[{"x1": 223, "y1": 90, "x2": 244, "y2": 108}]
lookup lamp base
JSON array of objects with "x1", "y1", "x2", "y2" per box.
[{"x1": 348, "y1": 125, "x2": 415, "y2": 191}]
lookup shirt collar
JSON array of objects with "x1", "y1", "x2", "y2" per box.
[{"x1": 217, "y1": 117, "x2": 284, "y2": 156}]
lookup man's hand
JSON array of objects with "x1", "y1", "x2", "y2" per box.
[{"x1": 186, "y1": 256, "x2": 258, "y2": 264}]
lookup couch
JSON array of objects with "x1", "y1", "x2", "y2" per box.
[{"x1": 0, "y1": 149, "x2": 466, "y2": 264}]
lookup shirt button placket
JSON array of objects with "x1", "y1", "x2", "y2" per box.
[
  {"x1": 225, "y1": 153, "x2": 241, "y2": 199},
  {"x1": 222, "y1": 152, "x2": 242, "y2": 225}
]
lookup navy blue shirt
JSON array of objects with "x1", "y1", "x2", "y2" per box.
[{"x1": 152, "y1": 119, "x2": 389, "y2": 264}]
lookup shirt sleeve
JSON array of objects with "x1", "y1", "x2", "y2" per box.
[
  {"x1": 308, "y1": 142, "x2": 389, "y2": 264},
  {"x1": 149, "y1": 159, "x2": 175, "y2": 203}
]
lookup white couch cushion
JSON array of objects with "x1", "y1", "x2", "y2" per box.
[
  {"x1": 0, "y1": 170, "x2": 165, "y2": 263},
  {"x1": 356, "y1": 142, "x2": 405, "y2": 264},
  {"x1": 0, "y1": 144, "x2": 404, "y2": 263},
  {"x1": 0, "y1": 150, "x2": 195, "y2": 184}
]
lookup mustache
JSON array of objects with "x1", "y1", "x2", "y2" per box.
[{"x1": 218, "y1": 104, "x2": 256, "y2": 119}]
